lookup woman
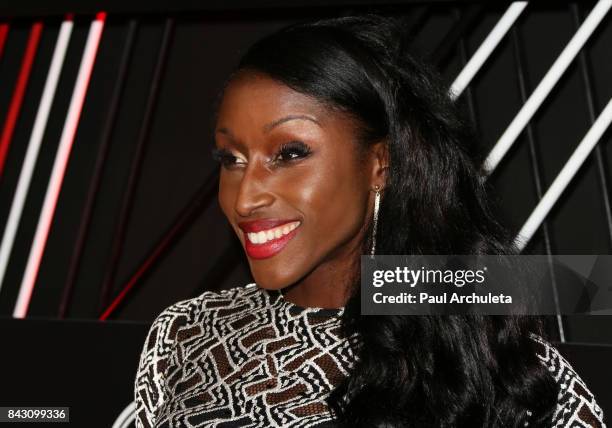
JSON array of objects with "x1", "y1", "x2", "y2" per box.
[{"x1": 134, "y1": 15, "x2": 606, "y2": 428}]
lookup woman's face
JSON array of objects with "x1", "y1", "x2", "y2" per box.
[{"x1": 214, "y1": 72, "x2": 386, "y2": 306}]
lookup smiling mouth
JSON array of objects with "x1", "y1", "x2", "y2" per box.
[
  {"x1": 242, "y1": 221, "x2": 301, "y2": 260},
  {"x1": 245, "y1": 221, "x2": 301, "y2": 245}
]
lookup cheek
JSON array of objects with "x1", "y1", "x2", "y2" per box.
[
  {"x1": 291, "y1": 160, "x2": 369, "y2": 246},
  {"x1": 218, "y1": 173, "x2": 237, "y2": 222}
]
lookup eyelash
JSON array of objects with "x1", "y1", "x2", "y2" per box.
[
  {"x1": 211, "y1": 141, "x2": 312, "y2": 168},
  {"x1": 276, "y1": 141, "x2": 313, "y2": 162}
]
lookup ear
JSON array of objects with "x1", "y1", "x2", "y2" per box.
[{"x1": 369, "y1": 139, "x2": 389, "y2": 189}]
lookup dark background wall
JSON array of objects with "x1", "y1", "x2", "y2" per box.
[{"x1": 0, "y1": 0, "x2": 610, "y2": 424}]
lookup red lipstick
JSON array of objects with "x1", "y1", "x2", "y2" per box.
[{"x1": 237, "y1": 219, "x2": 301, "y2": 260}]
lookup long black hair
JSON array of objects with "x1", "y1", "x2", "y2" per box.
[{"x1": 229, "y1": 15, "x2": 559, "y2": 427}]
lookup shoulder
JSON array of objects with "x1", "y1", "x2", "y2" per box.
[
  {"x1": 148, "y1": 283, "x2": 263, "y2": 345},
  {"x1": 529, "y1": 333, "x2": 606, "y2": 428},
  {"x1": 145, "y1": 282, "x2": 260, "y2": 344},
  {"x1": 135, "y1": 283, "x2": 260, "y2": 390},
  {"x1": 134, "y1": 283, "x2": 259, "y2": 427}
]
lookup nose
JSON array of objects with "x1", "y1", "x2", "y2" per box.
[{"x1": 234, "y1": 162, "x2": 275, "y2": 218}]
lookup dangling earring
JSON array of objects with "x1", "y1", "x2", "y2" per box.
[{"x1": 370, "y1": 185, "x2": 381, "y2": 258}]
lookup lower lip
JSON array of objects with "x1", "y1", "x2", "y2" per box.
[{"x1": 244, "y1": 226, "x2": 300, "y2": 259}]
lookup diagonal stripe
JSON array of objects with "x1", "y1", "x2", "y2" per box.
[
  {"x1": 484, "y1": 0, "x2": 612, "y2": 174},
  {"x1": 98, "y1": 18, "x2": 175, "y2": 315},
  {"x1": 0, "y1": 24, "x2": 10, "y2": 62},
  {"x1": 450, "y1": 2, "x2": 527, "y2": 99},
  {"x1": 572, "y1": 3, "x2": 612, "y2": 248},
  {"x1": 98, "y1": 172, "x2": 218, "y2": 320},
  {"x1": 13, "y1": 12, "x2": 107, "y2": 319},
  {"x1": 0, "y1": 17, "x2": 73, "y2": 297},
  {"x1": 0, "y1": 22, "x2": 43, "y2": 178},
  {"x1": 515, "y1": 96, "x2": 612, "y2": 250},
  {"x1": 59, "y1": 19, "x2": 138, "y2": 319}
]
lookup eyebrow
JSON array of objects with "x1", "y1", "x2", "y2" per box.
[
  {"x1": 263, "y1": 115, "x2": 321, "y2": 132},
  {"x1": 216, "y1": 127, "x2": 235, "y2": 138},
  {"x1": 215, "y1": 114, "x2": 321, "y2": 142}
]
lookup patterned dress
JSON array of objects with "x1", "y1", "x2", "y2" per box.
[{"x1": 134, "y1": 283, "x2": 606, "y2": 428}]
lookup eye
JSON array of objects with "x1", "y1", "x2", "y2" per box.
[
  {"x1": 273, "y1": 141, "x2": 312, "y2": 164},
  {"x1": 211, "y1": 147, "x2": 246, "y2": 168}
]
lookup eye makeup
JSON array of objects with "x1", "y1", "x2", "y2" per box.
[
  {"x1": 211, "y1": 147, "x2": 240, "y2": 167},
  {"x1": 211, "y1": 140, "x2": 313, "y2": 169},
  {"x1": 272, "y1": 141, "x2": 312, "y2": 163}
]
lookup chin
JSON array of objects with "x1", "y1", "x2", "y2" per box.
[
  {"x1": 251, "y1": 276, "x2": 289, "y2": 291},
  {"x1": 249, "y1": 267, "x2": 301, "y2": 291}
]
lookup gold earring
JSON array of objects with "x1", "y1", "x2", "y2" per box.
[{"x1": 370, "y1": 185, "x2": 381, "y2": 258}]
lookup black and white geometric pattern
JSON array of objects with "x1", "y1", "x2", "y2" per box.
[
  {"x1": 134, "y1": 283, "x2": 606, "y2": 428},
  {"x1": 134, "y1": 283, "x2": 359, "y2": 427},
  {"x1": 530, "y1": 334, "x2": 606, "y2": 428}
]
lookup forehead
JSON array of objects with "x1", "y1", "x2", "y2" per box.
[{"x1": 216, "y1": 72, "x2": 347, "y2": 129}]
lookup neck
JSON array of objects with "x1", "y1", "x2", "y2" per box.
[{"x1": 280, "y1": 246, "x2": 361, "y2": 309}]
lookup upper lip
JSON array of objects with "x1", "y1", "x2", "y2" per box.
[{"x1": 237, "y1": 219, "x2": 300, "y2": 233}]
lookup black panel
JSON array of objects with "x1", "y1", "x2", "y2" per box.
[{"x1": 0, "y1": 317, "x2": 149, "y2": 428}]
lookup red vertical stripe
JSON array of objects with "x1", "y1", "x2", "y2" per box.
[
  {"x1": 0, "y1": 24, "x2": 9, "y2": 59},
  {"x1": 0, "y1": 22, "x2": 43, "y2": 178}
]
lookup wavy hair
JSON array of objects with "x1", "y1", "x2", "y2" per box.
[{"x1": 229, "y1": 15, "x2": 559, "y2": 427}]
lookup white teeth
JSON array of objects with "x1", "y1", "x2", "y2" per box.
[{"x1": 246, "y1": 221, "x2": 300, "y2": 245}]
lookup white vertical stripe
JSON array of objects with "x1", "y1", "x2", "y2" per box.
[
  {"x1": 484, "y1": 0, "x2": 612, "y2": 174},
  {"x1": 450, "y1": 2, "x2": 528, "y2": 99},
  {"x1": 13, "y1": 15, "x2": 106, "y2": 318},
  {"x1": 0, "y1": 19, "x2": 73, "y2": 295},
  {"x1": 515, "y1": 96, "x2": 612, "y2": 250}
]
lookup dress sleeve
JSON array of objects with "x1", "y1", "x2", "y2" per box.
[
  {"x1": 531, "y1": 335, "x2": 607, "y2": 428},
  {"x1": 134, "y1": 307, "x2": 177, "y2": 428}
]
